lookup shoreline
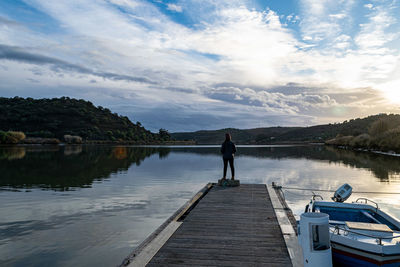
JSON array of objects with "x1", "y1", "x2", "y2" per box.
[
  {"x1": 0, "y1": 141, "x2": 324, "y2": 146},
  {"x1": 327, "y1": 144, "x2": 400, "y2": 157},
  {"x1": 1, "y1": 140, "x2": 197, "y2": 146}
]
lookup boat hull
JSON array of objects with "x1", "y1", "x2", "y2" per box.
[{"x1": 332, "y1": 242, "x2": 400, "y2": 267}]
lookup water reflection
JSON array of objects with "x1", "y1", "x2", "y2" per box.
[
  {"x1": 2, "y1": 145, "x2": 400, "y2": 191},
  {"x1": 0, "y1": 146, "x2": 26, "y2": 160},
  {"x1": 0, "y1": 146, "x2": 171, "y2": 191},
  {"x1": 169, "y1": 145, "x2": 400, "y2": 182},
  {"x1": 64, "y1": 145, "x2": 82, "y2": 156},
  {"x1": 1, "y1": 145, "x2": 400, "y2": 267}
]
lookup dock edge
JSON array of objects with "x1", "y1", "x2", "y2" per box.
[
  {"x1": 120, "y1": 183, "x2": 213, "y2": 267},
  {"x1": 267, "y1": 184, "x2": 304, "y2": 267}
]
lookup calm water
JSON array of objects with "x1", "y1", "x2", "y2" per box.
[{"x1": 1, "y1": 145, "x2": 400, "y2": 266}]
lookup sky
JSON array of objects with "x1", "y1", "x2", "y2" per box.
[{"x1": 0, "y1": 0, "x2": 399, "y2": 132}]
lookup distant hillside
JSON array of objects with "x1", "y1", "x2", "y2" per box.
[
  {"x1": 172, "y1": 114, "x2": 400, "y2": 144},
  {"x1": 0, "y1": 97, "x2": 170, "y2": 142},
  {"x1": 171, "y1": 127, "x2": 301, "y2": 144},
  {"x1": 325, "y1": 114, "x2": 400, "y2": 153}
]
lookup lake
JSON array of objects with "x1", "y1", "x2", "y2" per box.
[{"x1": 1, "y1": 145, "x2": 400, "y2": 266}]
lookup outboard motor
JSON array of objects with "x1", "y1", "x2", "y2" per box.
[
  {"x1": 299, "y1": 212, "x2": 332, "y2": 267},
  {"x1": 332, "y1": 183, "x2": 352, "y2": 202}
]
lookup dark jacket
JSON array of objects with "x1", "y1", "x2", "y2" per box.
[{"x1": 221, "y1": 141, "x2": 237, "y2": 159}]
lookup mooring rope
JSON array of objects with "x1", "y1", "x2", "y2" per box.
[
  {"x1": 282, "y1": 189, "x2": 308, "y2": 197},
  {"x1": 280, "y1": 186, "x2": 400, "y2": 195}
]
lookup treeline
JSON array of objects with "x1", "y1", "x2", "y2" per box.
[
  {"x1": 0, "y1": 131, "x2": 25, "y2": 144},
  {"x1": 0, "y1": 97, "x2": 172, "y2": 143},
  {"x1": 172, "y1": 114, "x2": 400, "y2": 145},
  {"x1": 171, "y1": 127, "x2": 302, "y2": 144},
  {"x1": 326, "y1": 114, "x2": 400, "y2": 153}
]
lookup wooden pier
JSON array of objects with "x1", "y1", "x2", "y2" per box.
[{"x1": 122, "y1": 183, "x2": 302, "y2": 266}]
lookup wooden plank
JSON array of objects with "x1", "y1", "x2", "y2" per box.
[
  {"x1": 267, "y1": 184, "x2": 303, "y2": 267},
  {"x1": 129, "y1": 221, "x2": 182, "y2": 266},
  {"x1": 346, "y1": 221, "x2": 392, "y2": 232},
  {"x1": 147, "y1": 257, "x2": 288, "y2": 267},
  {"x1": 146, "y1": 184, "x2": 293, "y2": 266},
  {"x1": 123, "y1": 183, "x2": 212, "y2": 267}
]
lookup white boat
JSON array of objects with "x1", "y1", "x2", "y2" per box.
[{"x1": 303, "y1": 184, "x2": 400, "y2": 266}]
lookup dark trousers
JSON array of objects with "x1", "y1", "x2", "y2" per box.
[{"x1": 223, "y1": 158, "x2": 234, "y2": 178}]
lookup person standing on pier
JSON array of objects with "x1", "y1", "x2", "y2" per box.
[{"x1": 221, "y1": 133, "x2": 237, "y2": 180}]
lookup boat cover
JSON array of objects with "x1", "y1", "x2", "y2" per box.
[{"x1": 345, "y1": 221, "x2": 393, "y2": 232}]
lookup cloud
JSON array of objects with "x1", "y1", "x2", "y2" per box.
[
  {"x1": 329, "y1": 13, "x2": 346, "y2": 19},
  {"x1": 121, "y1": 102, "x2": 317, "y2": 132},
  {"x1": 364, "y1": 4, "x2": 373, "y2": 10},
  {"x1": 0, "y1": 44, "x2": 155, "y2": 84},
  {"x1": 0, "y1": 16, "x2": 21, "y2": 27},
  {"x1": 166, "y1": 4, "x2": 183, "y2": 12},
  {"x1": 355, "y1": 8, "x2": 397, "y2": 50},
  {"x1": 286, "y1": 14, "x2": 299, "y2": 23},
  {"x1": 0, "y1": 0, "x2": 399, "y2": 131},
  {"x1": 299, "y1": 0, "x2": 352, "y2": 43},
  {"x1": 206, "y1": 86, "x2": 337, "y2": 114},
  {"x1": 185, "y1": 8, "x2": 300, "y2": 86}
]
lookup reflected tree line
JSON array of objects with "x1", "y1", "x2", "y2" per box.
[
  {"x1": 1, "y1": 145, "x2": 400, "y2": 191},
  {"x1": 0, "y1": 146, "x2": 171, "y2": 191},
  {"x1": 168, "y1": 145, "x2": 400, "y2": 182}
]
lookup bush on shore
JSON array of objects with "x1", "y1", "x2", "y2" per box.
[
  {"x1": 370, "y1": 127, "x2": 400, "y2": 151},
  {"x1": 350, "y1": 133, "x2": 370, "y2": 148},
  {"x1": 325, "y1": 135, "x2": 353, "y2": 146},
  {"x1": 326, "y1": 118, "x2": 400, "y2": 153},
  {"x1": 23, "y1": 137, "x2": 60, "y2": 144},
  {"x1": 64, "y1": 135, "x2": 83, "y2": 144},
  {"x1": 0, "y1": 131, "x2": 26, "y2": 144},
  {"x1": 368, "y1": 119, "x2": 390, "y2": 137}
]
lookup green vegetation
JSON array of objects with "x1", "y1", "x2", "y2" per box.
[
  {"x1": 0, "y1": 131, "x2": 26, "y2": 144},
  {"x1": 0, "y1": 146, "x2": 171, "y2": 190},
  {"x1": 158, "y1": 128, "x2": 171, "y2": 141},
  {"x1": 0, "y1": 97, "x2": 172, "y2": 143},
  {"x1": 325, "y1": 114, "x2": 400, "y2": 153},
  {"x1": 172, "y1": 127, "x2": 301, "y2": 144},
  {"x1": 2, "y1": 145, "x2": 400, "y2": 190},
  {"x1": 172, "y1": 114, "x2": 400, "y2": 147},
  {"x1": 2, "y1": 96, "x2": 398, "y2": 151},
  {"x1": 64, "y1": 135, "x2": 83, "y2": 144}
]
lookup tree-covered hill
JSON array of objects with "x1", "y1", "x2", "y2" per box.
[
  {"x1": 0, "y1": 97, "x2": 170, "y2": 142},
  {"x1": 325, "y1": 114, "x2": 400, "y2": 152},
  {"x1": 171, "y1": 127, "x2": 301, "y2": 144},
  {"x1": 172, "y1": 114, "x2": 400, "y2": 144},
  {"x1": 267, "y1": 115, "x2": 386, "y2": 143}
]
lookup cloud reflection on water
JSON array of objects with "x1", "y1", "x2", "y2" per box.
[{"x1": 1, "y1": 145, "x2": 400, "y2": 266}]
